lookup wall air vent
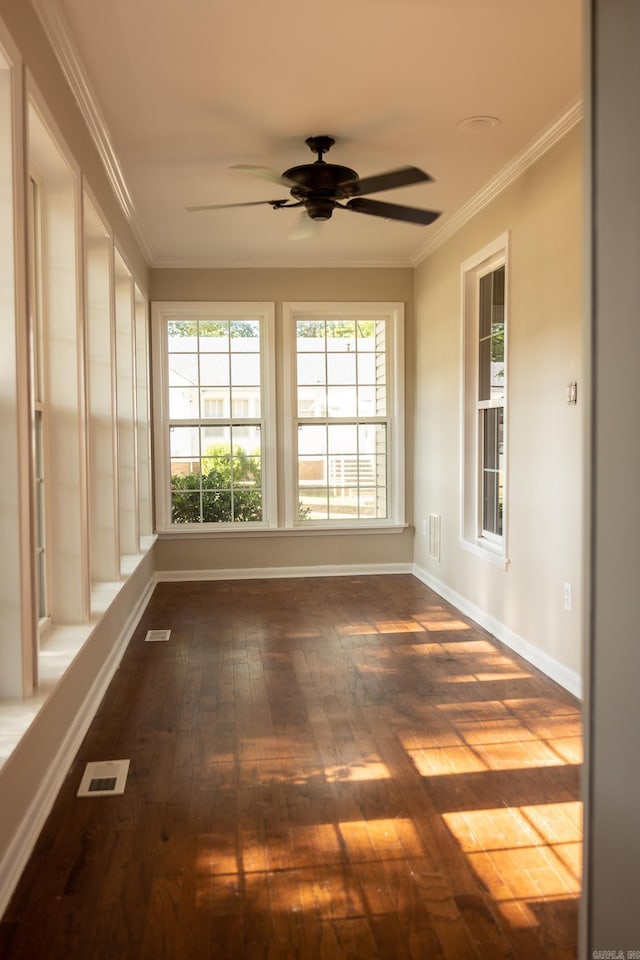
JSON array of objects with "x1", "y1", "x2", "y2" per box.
[
  {"x1": 145, "y1": 629, "x2": 171, "y2": 642},
  {"x1": 77, "y1": 759, "x2": 130, "y2": 797},
  {"x1": 428, "y1": 513, "x2": 442, "y2": 562}
]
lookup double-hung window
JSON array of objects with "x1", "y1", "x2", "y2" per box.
[
  {"x1": 462, "y1": 235, "x2": 508, "y2": 560},
  {"x1": 478, "y1": 265, "x2": 505, "y2": 541},
  {"x1": 284, "y1": 302, "x2": 404, "y2": 528},
  {"x1": 152, "y1": 302, "x2": 276, "y2": 530}
]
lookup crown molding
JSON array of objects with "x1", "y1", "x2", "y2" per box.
[
  {"x1": 150, "y1": 257, "x2": 415, "y2": 270},
  {"x1": 31, "y1": 0, "x2": 154, "y2": 264},
  {"x1": 410, "y1": 94, "x2": 584, "y2": 266}
]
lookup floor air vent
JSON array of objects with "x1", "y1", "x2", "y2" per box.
[
  {"x1": 77, "y1": 759, "x2": 130, "y2": 797},
  {"x1": 145, "y1": 629, "x2": 171, "y2": 642}
]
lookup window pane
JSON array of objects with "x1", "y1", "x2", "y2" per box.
[
  {"x1": 202, "y1": 389, "x2": 230, "y2": 419},
  {"x1": 170, "y1": 425, "x2": 199, "y2": 458},
  {"x1": 327, "y1": 385, "x2": 357, "y2": 417},
  {"x1": 230, "y1": 320, "x2": 260, "y2": 350},
  {"x1": 299, "y1": 487, "x2": 328, "y2": 519},
  {"x1": 202, "y1": 457, "x2": 231, "y2": 489},
  {"x1": 233, "y1": 455, "x2": 261, "y2": 487},
  {"x1": 200, "y1": 353, "x2": 229, "y2": 386},
  {"x1": 231, "y1": 386, "x2": 261, "y2": 418},
  {"x1": 299, "y1": 455, "x2": 326, "y2": 483},
  {"x1": 168, "y1": 353, "x2": 198, "y2": 386},
  {"x1": 327, "y1": 353, "x2": 356, "y2": 385},
  {"x1": 356, "y1": 320, "x2": 376, "y2": 350},
  {"x1": 171, "y1": 460, "x2": 200, "y2": 488},
  {"x1": 483, "y1": 470, "x2": 497, "y2": 533},
  {"x1": 358, "y1": 488, "x2": 378, "y2": 518},
  {"x1": 326, "y1": 319, "x2": 355, "y2": 349},
  {"x1": 201, "y1": 424, "x2": 230, "y2": 455},
  {"x1": 357, "y1": 353, "x2": 376, "y2": 384},
  {"x1": 357, "y1": 386, "x2": 376, "y2": 417},
  {"x1": 169, "y1": 387, "x2": 198, "y2": 418},
  {"x1": 199, "y1": 320, "x2": 229, "y2": 351},
  {"x1": 328, "y1": 423, "x2": 358, "y2": 453},
  {"x1": 358, "y1": 422, "x2": 386, "y2": 454},
  {"x1": 233, "y1": 490, "x2": 262, "y2": 521},
  {"x1": 230, "y1": 352, "x2": 260, "y2": 386},
  {"x1": 481, "y1": 407, "x2": 504, "y2": 536},
  {"x1": 298, "y1": 386, "x2": 326, "y2": 417},
  {"x1": 329, "y1": 490, "x2": 357, "y2": 518},
  {"x1": 478, "y1": 337, "x2": 491, "y2": 401},
  {"x1": 231, "y1": 424, "x2": 261, "y2": 455},
  {"x1": 297, "y1": 353, "x2": 325, "y2": 385},
  {"x1": 479, "y1": 273, "x2": 492, "y2": 341},
  {"x1": 298, "y1": 424, "x2": 327, "y2": 455},
  {"x1": 296, "y1": 319, "x2": 325, "y2": 350},
  {"x1": 202, "y1": 489, "x2": 232, "y2": 521},
  {"x1": 168, "y1": 320, "x2": 198, "y2": 351},
  {"x1": 172, "y1": 491, "x2": 201, "y2": 523}
]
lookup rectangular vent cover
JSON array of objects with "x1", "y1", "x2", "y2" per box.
[
  {"x1": 145, "y1": 629, "x2": 171, "y2": 642},
  {"x1": 77, "y1": 759, "x2": 130, "y2": 797},
  {"x1": 428, "y1": 513, "x2": 442, "y2": 562}
]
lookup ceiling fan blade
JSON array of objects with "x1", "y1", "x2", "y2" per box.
[
  {"x1": 186, "y1": 198, "x2": 288, "y2": 212},
  {"x1": 230, "y1": 163, "x2": 297, "y2": 188},
  {"x1": 346, "y1": 197, "x2": 440, "y2": 225},
  {"x1": 288, "y1": 210, "x2": 323, "y2": 241},
  {"x1": 342, "y1": 165, "x2": 433, "y2": 197}
]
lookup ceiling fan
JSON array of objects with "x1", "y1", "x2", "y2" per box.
[{"x1": 186, "y1": 135, "x2": 441, "y2": 227}]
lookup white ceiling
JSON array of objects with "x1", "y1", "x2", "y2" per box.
[{"x1": 41, "y1": 0, "x2": 582, "y2": 267}]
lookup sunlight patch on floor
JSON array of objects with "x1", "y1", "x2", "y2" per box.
[{"x1": 442, "y1": 801, "x2": 582, "y2": 927}]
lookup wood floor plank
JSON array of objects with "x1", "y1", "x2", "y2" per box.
[{"x1": 0, "y1": 575, "x2": 581, "y2": 959}]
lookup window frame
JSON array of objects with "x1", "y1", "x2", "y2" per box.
[
  {"x1": 27, "y1": 172, "x2": 51, "y2": 632},
  {"x1": 282, "y1": 301, "x2": 405, "y2": 530},
  {"x1": 152, "y1": 301, "x2": 277, "y2": 533},
  {"x1": 461, "y1": 235, "x2": 509, "y2": 564}
]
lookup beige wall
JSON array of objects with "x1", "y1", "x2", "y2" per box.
[
  {"x1": 151, "y1": 267, "x2": 416, "y2": 573},
  {"x1": 413, "y1": 124, "x2": 584, "y2": 682}
]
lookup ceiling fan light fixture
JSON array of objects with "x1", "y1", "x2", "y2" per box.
[{"x1": 305, "y1": 198, "x2": 335, "y2": 221}]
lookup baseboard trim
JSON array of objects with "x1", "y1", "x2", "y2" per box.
[
  {"x1": 0, "y1": 576, "x2": 156, "y2": 920},
  {"x1": 412, "y1": 563, "x2": 582, "y2": 699},
  {"x1": 155, "y1": 562, "x2": 414, "y2": 582}
]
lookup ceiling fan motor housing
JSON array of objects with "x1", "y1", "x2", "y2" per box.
[{"x1": 282, "y1": 161, "x2": 359, "y2": 220}]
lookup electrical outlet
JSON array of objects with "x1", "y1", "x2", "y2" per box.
[{"x1": 563, "y1": 582, "x2": 572, "y2": 611}]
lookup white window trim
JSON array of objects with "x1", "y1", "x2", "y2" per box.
[
  {"x1": 460, "y1": 234, "x2": 510, "y2": 567},
  {"x1": 282, "y1": 301, "x2": 405, "y2": 530},
  {"x1": 152, "y1": 301, "x2": 277, "y2": 533}
]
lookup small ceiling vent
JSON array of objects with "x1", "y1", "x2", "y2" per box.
[
  {"x1": 77, "y1": 759, "x2": 130, "y2": 797},
  {"x1": 145, "y1": 629, "x2": 171, "y2": 642}
]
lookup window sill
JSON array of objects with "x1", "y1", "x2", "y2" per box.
[
  {"x1": 0, "y1": 539, "x2": 156, "y2": 770},
  {"x1": 157, "y1": 523, "x2": 409, "y2": 539},
  {"x1": 460, "y1": 536, "x2": 509, "y2": 569}
]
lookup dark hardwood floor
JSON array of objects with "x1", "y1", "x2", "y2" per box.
[{"x1": 0, "y1": 575, "x2": 582, "y2": 959}]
